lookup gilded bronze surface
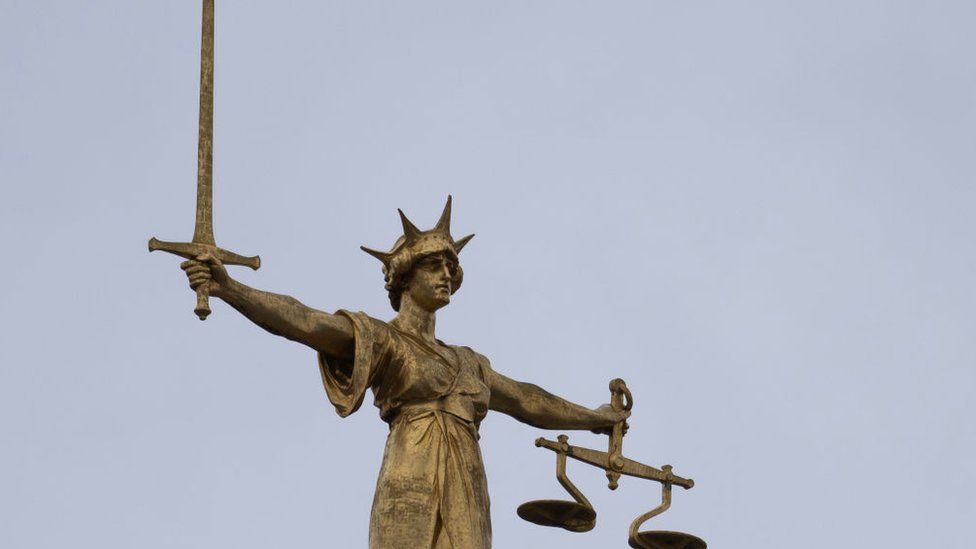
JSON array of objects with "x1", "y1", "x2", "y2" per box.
[
  {"x1": 166, "y1": 196, "x2": 629, "y2": 549},
  {"x1": 148, "y1": 0, "x2": 260, "y2": 320},
  {"x1": 527, "y1": 383, "x2": 702, "y2": 548},
  {"x1": 149, "y1": 2, "x2": 702, "y2": 547},
  {"x1": 518, "y1": 435, "x2": 596, "y2": 533}
]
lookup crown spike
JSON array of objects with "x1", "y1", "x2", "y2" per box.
[
  {"x1": 434, "y1": 195, "x2": 453, "y2": 235},
  {"x1": 453, "y1": 233, "x2": 475, "y2": 253},
  {"x1": 397, "y1": 209, "x2": 423, "y2": 242},
  {"x1": 360, "y1": 245, "x2": 392, "y2": 266}
]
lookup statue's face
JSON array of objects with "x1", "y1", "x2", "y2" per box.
[{"x1": 405, "y1": 252, "x2": 457, "y2": 312}]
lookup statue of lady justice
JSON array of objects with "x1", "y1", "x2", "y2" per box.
[{"x1": 180, "y1": 196, "x2": 630, "y2": 548}]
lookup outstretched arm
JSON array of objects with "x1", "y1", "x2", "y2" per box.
[
  {"x1": 489, "y1": 370, "x2": 628, "y2": 431},
  {"x1": 182, "y1": 254, "x2": 354, "y2": 358}
]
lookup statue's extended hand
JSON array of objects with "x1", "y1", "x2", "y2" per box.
[
  {"x1": 590, "y1": 404, "x2": 630, "y2": 436},
  {"x1": 181, "y1": 253, "x2": 231, "y2": 297}
]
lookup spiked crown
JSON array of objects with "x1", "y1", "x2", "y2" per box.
[{"x1": 361, "y1": 196, "x2": 474, "y2": 310}]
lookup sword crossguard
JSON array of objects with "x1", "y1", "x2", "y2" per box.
[{"x1": 148, "y1": 237, "x2": 261, "y2": 320}]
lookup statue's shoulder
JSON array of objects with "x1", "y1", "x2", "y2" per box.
[
  {"x1": 333, "y1": 310, "x2": 397, "y2": 344},
  {"x1": 451, "y1": 344, "x2": 492, "y2": 371}
]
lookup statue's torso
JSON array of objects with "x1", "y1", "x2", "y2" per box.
[{"x1": 318, "y1": 311, "x2": 494, "y2": 549}]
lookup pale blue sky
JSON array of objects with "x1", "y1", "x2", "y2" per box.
[{"x1": 2, "y1": 1, "x2": 975, "y2": 547}]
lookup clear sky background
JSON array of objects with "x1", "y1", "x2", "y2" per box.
[{"x1": 2, "y1": 1, "x2": 974, "y2": 548}]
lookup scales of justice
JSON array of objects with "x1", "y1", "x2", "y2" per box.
[{"x1": 149, "y1": 3, "x2": 706, "y2": 548}]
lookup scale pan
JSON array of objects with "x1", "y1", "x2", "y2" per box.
[
  {"x1": 629, "y1": 530, "x2": 707, "y2": 549},
  {"x1": 517, "y1": 499, "x2": 596, "y2": 532}
]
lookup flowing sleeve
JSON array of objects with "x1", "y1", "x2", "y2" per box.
[{"x1": 317, "y1": 310, "x2": 391, "y2": 417}]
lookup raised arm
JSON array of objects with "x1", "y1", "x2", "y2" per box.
[
  {"x1": 489, "y1": 370, "x2": 628, "y2": 431},
  {"x1": 182, "y1": 254, "x2": 354, "y2": 358}
]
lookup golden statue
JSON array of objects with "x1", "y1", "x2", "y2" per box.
[
  {"x1": 150, "y1": 2, "x2": 704, "y2": 548},
  {"x1": 179, "y1": 196, "x2": 628, "y2": 548}
]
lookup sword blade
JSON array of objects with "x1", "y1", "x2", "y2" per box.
[
  {"x1": 148, "y1": 0, "x2": 260, "y2": 321},
  {"x1": 192, "y1": 0, "x2": 215, "y2": 245}
]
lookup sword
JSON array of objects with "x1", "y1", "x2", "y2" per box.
[{"x1": 148, "y1": 0, "x2": 260, "y2": 320}]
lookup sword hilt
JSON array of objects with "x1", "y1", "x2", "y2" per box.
[
  {"x1": 148, "y1": 237, "x2": 261, "y2": 320},
  {"x1": 195, "y1": 283, "x2": 211, "y2": 320}
]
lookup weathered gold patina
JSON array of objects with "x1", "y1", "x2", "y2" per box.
[
  {"x1": 522, "y1": 380, "x2": 703, "y2": 548},
  {"x1": 149, "y1": 2, "x2": 704, "y2": 547},
  {"x1": 174, "y1": 197, "x2": 628, "y2": 548},
  {"x1": 148, "y1": 0, "x2": 260, "y2": 318}
]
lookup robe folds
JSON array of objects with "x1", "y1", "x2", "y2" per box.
[{"x1": 318, "y1": 310, "x2": 493, "y2": 549}]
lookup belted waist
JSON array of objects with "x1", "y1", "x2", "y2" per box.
[{"x1": 391, "y1": 399, "x2": 479, "y2": 427}]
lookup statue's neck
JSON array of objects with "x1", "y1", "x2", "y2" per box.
[{"x1": 392, "y1": 296, "x2": 437, "y2": 344}]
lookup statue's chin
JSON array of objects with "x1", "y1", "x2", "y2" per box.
[{"x1": 431, "y1": 296, "x2": 451, "y2": 311}]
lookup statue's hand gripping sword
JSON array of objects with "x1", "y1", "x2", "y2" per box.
[{"x1": 148, "y1": 0, "x2": 260, "y2": 320}]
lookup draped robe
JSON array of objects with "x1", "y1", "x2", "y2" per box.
[{"x1": 318, "y1": 310, "x2": 493, "y2": 549}]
